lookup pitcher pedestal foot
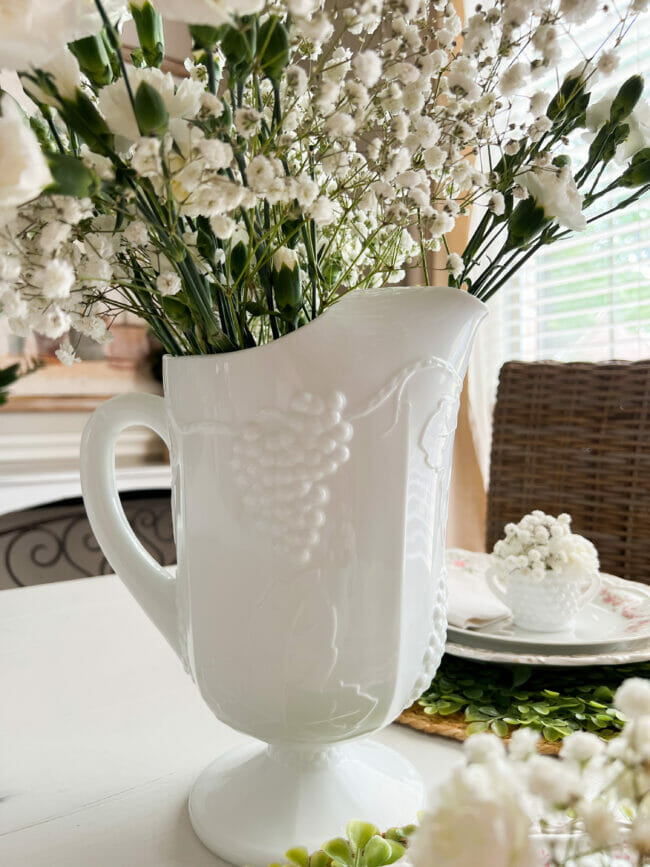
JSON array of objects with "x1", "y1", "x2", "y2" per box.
[{"x1": 188, "y1": 739, "x2": 425, "y2": 867}]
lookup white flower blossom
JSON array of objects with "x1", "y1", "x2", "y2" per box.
[
  {"x1": 234, "y1": 107, "x2": 262, "y2": 139},
  {"x1": 488, "y1": 191, "x2": 506, "y2": 216},
  {"x1": 352, "y1": 50, "x2": 382, "y2": 88},
  {"x1": 99, "y1": 68, "x2": 203, "y2": 143},
  {"x1": 131, "y1": 137, "x2": 162, "y2": 177},
  {"x1": 530, "y1": 91, "x2": 550, "y2": 117},
  {"x1": 210, "y1": 214, "x2": 235, "y2": 239},
  {"x1": 34, "y1": 259, "x2": 75, "y2": 299},
  {"x1": 446, "y1": 252, "x2": 464, "y2": 279},
  {"x1": 587, "y1": 92, "x2": 650, "y2": 162},
  {"x1": 146, "y1": 0, "x2": 264, "y2": 27},
  {"x1": 273, "y1": 246, "x2": 299, "y2": 272},
  {"x1": 492, "y1": 511, "x2": 598, "y2": 581},
  {"x1": 597, "y1": 51, "x2": 619, "y2": 76},
  {"x1": 463, "y1": 732, "x2": 506, "y2": 764},
  {"x1": 528, "y1": 116, "x2": 553, "y2": 142},
  {"x1": 500, "y1": 62, "x2": 528, "y2": 96},
  {"x1": 410, "y1": 761, "x2": 540, "y2": 867},
  {"x1": 55, "y1": 337, "x2": 81, "y2": 366},
  {"x1": 560, "y1": 0, "x2": 599, "y2": 23},
  {"x1": 578, "y1": 800, "x2": 623, "y2": 849},
  {"x1": 630, "y1": 816, "x2": 650, "y2": 856},
  {"x1": 615, "y1": 678, "x2": 650, "y2": 720},
  {"x1": 526, "y1": 755, "x2": 582, "y2": 808},
  {"x1": 560, "y1": 731, "x2": 604, "y2": 765},
  {"x1": 0, "y1": 98, "x2": 52, "y2": 208},
  {"x1": 156, "y1": 272, "x2": 182, "y2": 296},
  {"x1": 508, "y1": 727, "x2": 540, "y2": 761},
  {"x1": 520, "y1": 166, "x2": 586, "y2": 232},
  {"x1": 308, "y1": 196, "x2": 336, "y2": 225}
]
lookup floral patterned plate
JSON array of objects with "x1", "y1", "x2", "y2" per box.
[
  {"x1": 444, "y1": 637, "x2": 650, "y2": 667},
  {"x1": 445, "y1": 550, "x2": 650, "y2": 656}
]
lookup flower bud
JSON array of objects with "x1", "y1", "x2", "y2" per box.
[
  {"x1": 129, "y1": 1, "x2": 165, "y2": 68},
  {"x1": 189, "y1": 25, "x2": 222, "y2": 49},
  {"x1": 610, "y1": 75, "x2": 644, "y2": 123},
  {"x1": 619, "y1": 147, "x2": 650, "y2": 187},
  {"x1": 134, "y1": 80, "x2": 169, "y2": 136},
  {"x1": 68, "y1": 33, "x2": 114, "y2": 87},
  {"x1": 507, "y1": 196, "x2": 548, "y2": 248},
  {"x1": 272, "y1": 246, "x2": 301, "y2": 321}
]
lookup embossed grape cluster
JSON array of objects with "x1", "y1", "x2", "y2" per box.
[{"x1": 232, "y1": 391, "x2": 353, "y2": 565}]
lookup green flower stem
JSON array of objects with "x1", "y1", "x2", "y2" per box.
[
  {"x1": 205, "y1": 49, "x2": 217, "y2": 96},
  {"x1": 93, "y1": 0, "x2": 142, "y2": 135}
]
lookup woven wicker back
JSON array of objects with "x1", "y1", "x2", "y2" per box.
[{"x1": 486, "y1": 360, "x2": 650, "y2": 584}]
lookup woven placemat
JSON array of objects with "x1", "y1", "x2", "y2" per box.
[{"x1": 396, "y1": 703, "x2": 561, "y2": 755}]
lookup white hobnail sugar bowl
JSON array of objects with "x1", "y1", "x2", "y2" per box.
[{"x1": 486, "y1": 567, "x2": 601, "y2": 632}]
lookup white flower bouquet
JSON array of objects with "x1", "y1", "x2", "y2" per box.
[
  {"x1": 0, "y1": 0, "x2": 649, "y2": 364},
  {"x1": 491, "y1": 510, "x2": 600, "y2": 582}
]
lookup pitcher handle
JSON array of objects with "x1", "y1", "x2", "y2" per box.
[
  {"x1": 486, "y1": 568, "x2": 509, "y2": 606},
  {"x1": 80, "y1": 393, "x2": 179, "y2": 655}
]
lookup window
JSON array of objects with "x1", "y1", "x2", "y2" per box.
[{"x1": 500, "y1": 22, "x2": 650, "y2": 364}]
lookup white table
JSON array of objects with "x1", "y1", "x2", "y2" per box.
[{"x1": 0, "y1": 576, "x2": 462, "y2": 867}]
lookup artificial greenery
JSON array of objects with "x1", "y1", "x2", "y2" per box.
[
  {"x1": 417, "y1": 655, "x2": 650, "y2": 742},
  {"x1": 270, "y1": 821, "x2": 416, "y2": 867}
]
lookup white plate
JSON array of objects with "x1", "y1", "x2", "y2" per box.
[
  {"x1": 445, "y1": 638, "x2": 650, "y2": 667},
  {"x1": 446, "y1": 550, "x2": 650, "y2": 655}
]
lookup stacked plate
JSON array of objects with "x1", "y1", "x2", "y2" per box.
[{"x1": 445, "y1": 549, "x2": 650, "y2": 667}]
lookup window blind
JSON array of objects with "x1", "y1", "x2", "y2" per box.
[{"x1": 500, "y1": 22, "x2": 650, "y2": 363}]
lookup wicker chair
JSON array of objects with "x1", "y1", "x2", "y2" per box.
[{"x1": 486, "y1": 360, "x2": 650, "y2": 584}]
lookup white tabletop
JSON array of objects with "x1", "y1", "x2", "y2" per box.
[{"x1": 0, "y1": 575, "x2": 462, "y2": 867}]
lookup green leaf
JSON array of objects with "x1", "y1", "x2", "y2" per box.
[
  {"x1": 58, "y1": 89, "x2": 114, "y2": 154},
  {"x1": 346, "y1": 821, "x2": 379, "y2": 853},
  {"x1": 229, "y1": 240, "x2": 248, "y2": 285},
  {"x1": 464, "y1": 705, "x2": 490, "y2": 722},
  {"x1": 310, "y1": 853, "x2": 332, "y2": 867},
  {"x1": 436, "y1": 700, "x2": 464, "y2": 716},
  {"x1": 466, "y1": 721, "x2": 490, "y2": 735},
  {"x1": 258, "y1": 15, "x2": 290, "y2": 81},
  {"x1": 478, "y1": 706, "x2": 500, "y2": 717},
  {"x1": 511, "y1": 665, "x2": 533, "y2": 688},
  {"x1": 361, "y1": 836, "x2": 393, "y2": 867},
  {"x1": 196, "y1": 215, "x2": 217, "y2": 261},
  {"x1": 490, "y1": 719, "x2": 509, "y2": 737},
  {"x1": 162, "y1": 296, "x2": 192, "y2": 330},
  {"x1": 46, "y1": 153, "x2": 100, "y2": 197},
  {"x1": 322, "y1": 839, "x2": 352, "y2": 867},
  {"x1": 531, "y1": 703, "x2": 551, "y2": 715},
  {"x1": 384, "y1": 840, "x2": 406, "y2": 865},
  {"x1": 285, "y1": 847, "x2": 310, "y2": 867},
  {"x1": 542, "y1": 726, "x2": 566, "y2": 742}
]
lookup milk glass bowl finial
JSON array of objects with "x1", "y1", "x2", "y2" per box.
[{"x1": 486, "y1": 511, "x2": 601, "y2": 633}]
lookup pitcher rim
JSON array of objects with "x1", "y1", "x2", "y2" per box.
[{"x1": 161, "y1": 285, "x2": 487, "y2": 367}]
